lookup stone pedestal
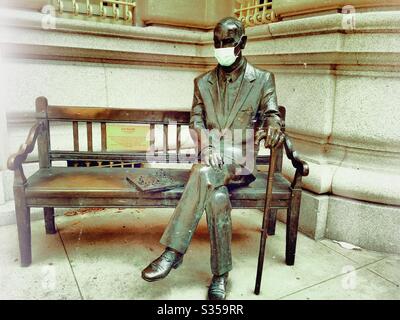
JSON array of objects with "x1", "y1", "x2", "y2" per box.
[{"x1": 278, "y1": 190, "x2": 400, "y2": 254}]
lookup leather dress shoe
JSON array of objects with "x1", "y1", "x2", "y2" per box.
[
  {"x1": 208, "y1": 273, "x2": 228, "y2": 300},
  {"x1": 142, "y1": 248, "x2": 183, "y2": 282}
]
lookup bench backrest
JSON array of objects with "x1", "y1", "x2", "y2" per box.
[{"x1": 35, "y1": 96, "x2": 285, "y2": 171}]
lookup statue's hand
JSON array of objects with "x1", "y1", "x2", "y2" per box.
[
  {"x1": 201, "y1": 147, "x2": 223, "y2": 169},
  {"x1": 255, "y1": 125, "x2": 285, "y2": 148}
]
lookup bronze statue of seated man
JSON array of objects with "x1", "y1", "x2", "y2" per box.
[{"x1": 142, "y1": 17, "x2": 284, "y2": 300}]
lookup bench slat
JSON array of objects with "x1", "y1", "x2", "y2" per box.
[
  {"x1": 177, "y1": 124, "x2": 181, "y2": 161},
  {"x1": 87, "y1": 121, "x2": 93, "y2": 152},
  {"x1": 49, "y1": 151, "x2": 271, "y2": 164},
  {"x1": 51, "y1": 151, "x2": 198, "y2": 163},
  {"x1": 149, "y1": 124, "x2": 155, "y2": 153},
  {"x1": 101, "y1": 122, "x2": 107, "y2": 151},
  {"x1": 163, "y1": 124, "x2": 168, "y2": 155},
  {"x1": 26, "y1": 197, "x2": 289, "y2": 209},
  {"x1": 72, "y1": 121, "x2": 79, "y2": 152},
  {"x1": 42, "y1": 106, "x2": 190, "y2": 124}
]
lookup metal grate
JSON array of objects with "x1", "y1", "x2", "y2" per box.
[
  {"x1": 52, "y1": 0, "x2": 136, "y2": 24},
  {"x1": 234, "y1": 0, "x2": 276, "y2": 27}
]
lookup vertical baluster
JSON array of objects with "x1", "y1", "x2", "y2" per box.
[
  {"x1": 253, "y1": 0, "x2": 257, "y2": 24},
  {"x1": 86, "y1": 0, "x2": 92, "y2": 16},
  {"x1": 262, "y1": 4, "x2": 267, "y2": 23},
  {"x1": 100, "y1": 0, "x2": 106, "y2": 17},
  {"x1": 58, "y1": 0, "x2": 64, "y2": 14},
  {"x1": 73, "y1": 121, "x2": 79, "y2": 151},
  {"x1": 124, "y1": 2, "x2": 132, "y2": 21},
  {"x1": 124, "y1": 2, "x2": 128, "y2": 20},
  {"x1": 101, "y1": 122, "x2": 107, "y2": 152},
  {"x1": 238, "y1": 3, "x2": 243, "y2": 20},
  {"x1": 112, "y1": 3, "x2": 119, "y2": 20},
  {"x1": 87, "y1": 121, "x2": 93, "y2": 152},
  {"x1": 72, "y1": 0, "x2": 79, "y2": 15}
]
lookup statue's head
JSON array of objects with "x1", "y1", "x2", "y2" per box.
[{"x1": 213, "y1": 17, "x2": 247, "y2": 67}]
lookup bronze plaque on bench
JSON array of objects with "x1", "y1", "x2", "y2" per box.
[{"x1": 107, "y1": 124, "x2": 150, "y2": 152}]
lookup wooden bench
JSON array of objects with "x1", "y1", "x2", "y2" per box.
[{"x1": 7, "y1": 97, "x2": 309, "y2": 277}]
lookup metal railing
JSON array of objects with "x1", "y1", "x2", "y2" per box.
[
  {"x1": 235, "y1": 0, "x2": 277, "y2": 27},
  {"x1": 52, "y1": 0, "x2": 136, "y2": 23}
]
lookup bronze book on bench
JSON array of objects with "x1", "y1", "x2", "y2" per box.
[{"x1": 126, "y1": 169, "x2": 185, "y2": 192}]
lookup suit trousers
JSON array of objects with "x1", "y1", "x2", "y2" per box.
[{"x1": 160, "y1": 163, "x2": 243, "y2": 276}]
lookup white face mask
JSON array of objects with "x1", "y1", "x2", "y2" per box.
[{"x1": 214, "y1": 47, "x2": 239, "y2": 67}]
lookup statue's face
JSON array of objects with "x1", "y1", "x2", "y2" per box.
[{"x1": 213, "y1": 21, "x2": 243, "y2": 51}]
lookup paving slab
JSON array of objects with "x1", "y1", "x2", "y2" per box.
[
  {"x1": 56, "y1": 208, "x2": 359, "y2": 300},
  {"x1": 319, "y1": 239, "x2": 389, "y2": 266},
  {"x1": 57, "y1": 208, "x2": 209, "y2": 300},
  {"x1": 0, "y1": 219, "x2": 81, "y2": 300},
  {"x1": 2, "y1": 207, "x2": 399, "y2": 300},
  {"x1": 367, "y1": 255, "x2": 400, "y2": 287},
  {"x1": 228, "y1": 210, "x2": 360, "y2": 300},
  {"x1": 281, "y1": 268, "x2": 400, "y2": 300}
]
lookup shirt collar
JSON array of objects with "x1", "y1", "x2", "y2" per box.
[{"x1": 218, "y1": 58, "x2": 247, "y2": 84}]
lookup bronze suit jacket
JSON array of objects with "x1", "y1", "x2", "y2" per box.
[{"x1": 189, "y1": 60, "x2": 282, "y2": 178}]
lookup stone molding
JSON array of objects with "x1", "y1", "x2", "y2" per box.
[{"x1": 1, "y1": 8, "x2": 400, "y2": 70}]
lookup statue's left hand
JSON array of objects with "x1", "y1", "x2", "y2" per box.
[{"x1": 255, "y1": 125, "x2": 285, "y2": 148}]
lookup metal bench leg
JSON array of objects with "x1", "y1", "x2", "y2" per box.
[
  {"x1": 267, "y1": 208, "x2": 277, "y2": 235},
  {"x1": 44, "y1": 207, "x2": 57, "y2": 234},
  {"x1": 14, "y1": 185, "x2": 32, "y2": 267},
  {"x1": 285, "y1": 189, "x2": 301, "y2": 266}
]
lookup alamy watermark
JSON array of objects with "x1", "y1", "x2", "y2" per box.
[
  {"x1": 341, "y1": 265, "x2": 358, "y2": 290},
  {"x1": 341, "y1": 5, "x2": 356, "y2": 31},
  {"x1": 145, "y1": 125, "x2": 259, "y2": 176},
  {"x1": 41, "y1": 5, "x2": 57, "y2": 30}
]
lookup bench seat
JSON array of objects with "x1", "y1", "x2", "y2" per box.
[{"x1": 25, "y1": 167, "x2": 291, "y2": 209}]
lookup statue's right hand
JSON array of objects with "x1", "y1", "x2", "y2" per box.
[{"x1": 201, "y1": 147, "x2": 223, "y2": 169}]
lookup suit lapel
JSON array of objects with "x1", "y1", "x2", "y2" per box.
[
  {"x1": 205, "y1": 69, "x2": 223, "y2": 130},
  {"x1": 223, "y1": 63, "x2": 256, "y2": 129}
]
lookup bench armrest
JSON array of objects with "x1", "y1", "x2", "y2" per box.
[
  {"x1": 283, "y1": 135, "x2": 309, "y2": 189},
  {"x1": 7, "y1": 121, "x2": 44, "y2": 171}
]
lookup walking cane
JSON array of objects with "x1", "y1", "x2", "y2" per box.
[{"x1": 254, "y1": 145, "x2": 278, "y2": 295}]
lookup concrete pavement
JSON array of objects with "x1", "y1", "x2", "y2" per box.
[{"x1": 0, "y1": 208, "x2": 399, "y2": 300}]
